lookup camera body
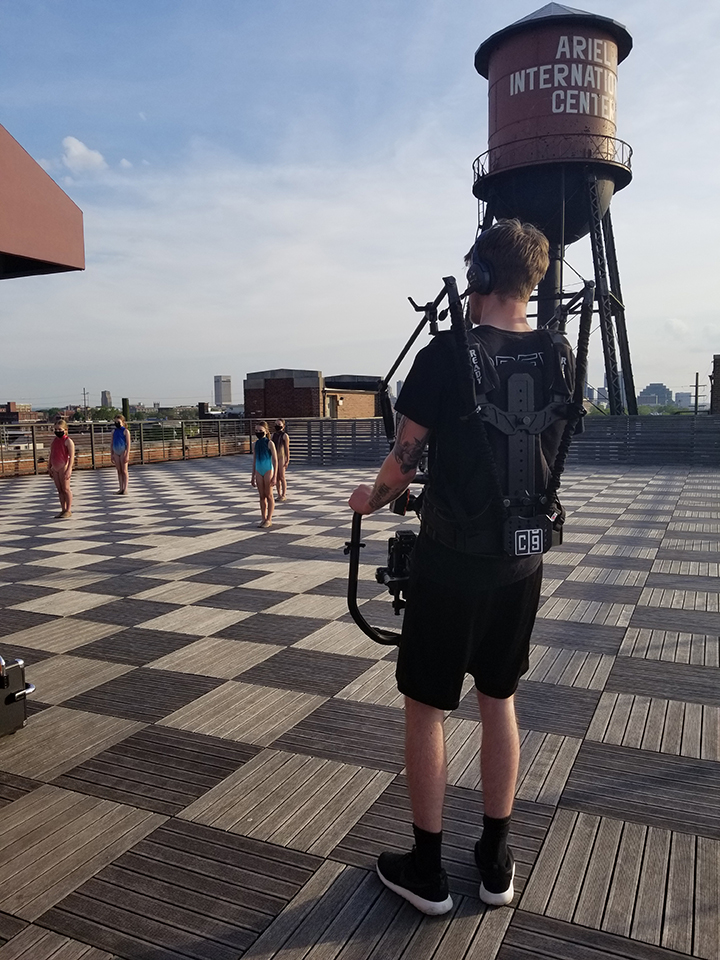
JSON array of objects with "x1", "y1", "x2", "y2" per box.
[{"x1": 376, "y1": 529, "x2": 417, "y2": 615}]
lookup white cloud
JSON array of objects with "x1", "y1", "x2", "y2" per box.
[
  {"x1": 663, "y1": 318, "x2": 689, "y2": 338},
  {"x1": 119, "y1": 158, "x2": 133, "y2": 169},
  {"x1": 62, "y1": 136, "x2": 108, "y2": 174}
]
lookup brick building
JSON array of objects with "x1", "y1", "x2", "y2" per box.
[
  {"x1": 0, "y1": 401, "x2": 41, "y2": 424},
  {"x1": 243, "y1": 369, "x2": 382, "y2": 419},
  {"x1": 323, "y1": 375, "x2": 382, "y2": 418},
  {"x1": 243, "y1": 369, "x2": 323, "y2": 419}
]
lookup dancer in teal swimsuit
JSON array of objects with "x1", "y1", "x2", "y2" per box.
[
  {"x1": 251, "y1": 421, "x2": 277, "y2": 528},
  {"x1": 111, "y1": 414, "x2": 131, "y2": 495}
]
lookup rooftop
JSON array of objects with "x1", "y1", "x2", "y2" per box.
[{"x1": 0, "y1": 458, "x2": 718, "y2": 959}]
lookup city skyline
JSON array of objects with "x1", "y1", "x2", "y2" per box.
[{"x1": 0, "y1": 1, "x2": 717, "y2": 406}]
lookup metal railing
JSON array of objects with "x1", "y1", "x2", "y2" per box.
[
  {"x1": 0, "y1": 419, "x2": 254, "y2": 479},
  {"x1": 473, "y1": 133, "x2": 633, "y2": 180},
  {"x1": 3, "y1": 414, "x2": 719, "y2": 480},
  {"x1": 0, "y1": 416, "x2": 392, "y2": 479}
]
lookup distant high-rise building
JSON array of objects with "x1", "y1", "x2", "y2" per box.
[
  {"x1": 675, "y1": 392, "x2": 692, "y2": 409},
  {"x1": 214, "y1": 375, "x2": 231, "y2": 405},
  {"x1": 638, "y1": 382, "x2": 672, "y2": 406},
  {"x1": 101, "y1": 390, "x2": 112, "y2": 407},
  {"x1": 584, "y1": 381, "x2": 595, "y2": 402},
  {"x1": 396, "y1": 380, "x2": 405, "y2": 398}
]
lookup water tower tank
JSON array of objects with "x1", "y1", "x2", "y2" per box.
[{"x1": 473, "y1": 3, "x2": 632, "y2": 244}]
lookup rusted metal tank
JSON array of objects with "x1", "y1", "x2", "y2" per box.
[{"x1": 473, "y1": 4, "x2": 633, "y2": 243}]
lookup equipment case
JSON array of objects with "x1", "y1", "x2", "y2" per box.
[{"x1": 0, "y1": 655, "x2": 34, "y2": 737}]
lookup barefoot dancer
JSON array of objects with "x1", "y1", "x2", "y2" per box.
[
  {"x1": 111, "y1": 414, "x2": 131, "y2": 494},
  {"x1": 251, "y1": 421, "x2": 277, "y2": 528},
  {"x1": 271, "y1": 419, "x2": 290, "y2": 501},
  {"x1": 49, "y1": 419, "x2": 75, "y2": 519}
]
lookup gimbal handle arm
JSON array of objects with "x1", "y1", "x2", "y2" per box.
[
  {"x1": 344, "y1": 512, "x2": 401, "y2": 646},
  {"x1": 377, "y1": 282, "x2": 453, "y2": 444}
]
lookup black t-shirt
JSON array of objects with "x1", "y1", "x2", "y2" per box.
[{"x1": 394, "y1": 324, "x2": 574, "y2": 586}]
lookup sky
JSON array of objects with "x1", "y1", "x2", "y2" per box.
[{"x1": 0, "y1": 0, "x2": 718, "y2": 409}]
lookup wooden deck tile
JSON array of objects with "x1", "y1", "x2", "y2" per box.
[
  {"x1": 73, "y1": 626, "x2": 202, "y2": 666},
  {"x1": 530, "y1": 619, "x2": 625, "y2": 655},
  {"x1": 135, "y1": 604, "x2": 254, "y2": 636},
  {"x1": 605, "y1": 656, "x2": 720, "y2": 706},
  {"x1": 264, "y1": 593, "x2": 350, "y2": 620},
  {"x1": 587, "y1": 692, "x2": 720, "y2": 761},
  {"x1": 335, "y1": 659, "x2": 409, "y2": 708},
  {"x1": 0, "y1": 772, "x2": 39, "y2": 812},
  {"x1": 560, "y1": 741, "x2": 720, "y2": 837},
  {"x1": 526, "y1": 645, "x2": 614, "y2": 690},
  {"x1": 146, "y1": 636, "x2": 277, "y2": 678},
  {"x1": 520, "y1": 811, "x2": 719, "y2": 958},
  {"x1": 63, "y1": 668, "x2": 223, "y2": 723},
  {"x1": 0, "y1": 912, "x2": 27, "y2": 949},
  {"x1": 619, "y1": 627, "x2": 719, "y2": 666},
  {"x1": 160, "y1": 680, "x2": 326, "y2": 746},
  {"x1": 499, "y1": 911, "x2": 692, "y2": 960},
  {"x1": 180, "y1": 748, "x2": 394, "y2": 856},
  {"x1": 9, "y1": 591, "x2": 114, "y2": 618},
  {"x1": 0, "y1": 784, "x2": 165, "y2": 921},
  {"x1": 194, "y1": 586, "x2": 294, "y2": 612},
  {"x1": 629, "y1": 602, "x2": 720, "y2": 635},
  {"x1": 537, "y1": 596, "x2": 635, "y2": 628},
  {"x1": 0, "y1": 924, "x2": 115, "y2": 958},
  {"x1": 214, "y1": 611, "x2": 327, "y2": 644},
  {"x1": 294, "y1": 620, "x2": 392, "y2": 660},
  {"x1": 53, "y1": 724, "x2": 259, "y2": 815},
  {"x1": 272, "y1": 699, "x2": 406, "y2": 773},
  {"x1": 0, "y1": 619, "x2": 121, "y2": 655},
  {"x1": 0, "y1": 707, "x2": 143, "y2": 781},
  {"x1": 237, "y1": 646, "x2": 375, "y2": 696},
  {"x1": 39, "y1": 819, "x2": 322, "y2": 960},
  {"x1": 26, "y1": 656, "x2": 133, "y2": 705}
]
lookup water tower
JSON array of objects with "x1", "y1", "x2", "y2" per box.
[{"x1": 473, "y1": 3, "x2": 637, "y2": 415}]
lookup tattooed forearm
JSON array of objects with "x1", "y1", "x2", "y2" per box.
[
  {"x1": 368, "y1": 483, "x2": 396, "y2": 511},
  {"x1": 392, "y1": 417, "x2": 429, "y2": 474}
]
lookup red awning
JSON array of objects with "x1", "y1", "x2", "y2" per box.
[{"x1": 0, "y1": 124, "x2": 85, "y2": 280}]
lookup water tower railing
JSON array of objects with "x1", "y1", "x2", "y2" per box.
[{"x1": 473, "y1": 134, "x2": 633, "y2": 179}]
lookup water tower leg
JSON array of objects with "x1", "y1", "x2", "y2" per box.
[
  {"x1": 537, "y1": 242, "x2": 563, "y2": 328},
  {"x1": 602, "y1": 209, "x2": 638, "y2": 415},
  {"x1": 587, "y1": 173, "x2": 624, "y2": 415}
]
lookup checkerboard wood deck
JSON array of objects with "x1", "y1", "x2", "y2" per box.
[{"x1": 1, "y1": 459, "x2": 719, "y2": 959}]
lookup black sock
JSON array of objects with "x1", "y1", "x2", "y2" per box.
[
  {"x1": 477, "y1": 814, "x2": 511, "y2": 865},
  {"x1": 412, "y1": 823, "x2": 443, "y2": 875}
]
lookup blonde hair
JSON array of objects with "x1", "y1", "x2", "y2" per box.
[
  {"x1": 54, "y1": 418, "x2": 68, "y2": 431},
  {"x1": 115, "y1": 414, "x2": 126, "y2": 426},
  {"x1": 467, "y1": 219, "x2": 550, "y2": 301},
  {"x1": 255, "y1": 421, "x2": 269, "y2": 434}
]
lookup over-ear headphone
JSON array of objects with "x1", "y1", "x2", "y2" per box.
[{"x1": 466, "y1": 239, "x2": 495, "y2": 296}]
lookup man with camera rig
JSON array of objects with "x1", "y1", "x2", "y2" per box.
[{"x1": 349, "y1": 218, "x2": 575, "y2": 916}]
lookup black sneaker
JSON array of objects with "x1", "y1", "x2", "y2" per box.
[
  {"x1": 475, "y1": 842, "x2": 515, "y2": 906},
  {"x1": 376, "y1": 849, "x2": 453, "y2": 916}
]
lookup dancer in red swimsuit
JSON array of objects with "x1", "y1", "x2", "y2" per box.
[{"x1": 49, "y1": 419, "x2": 75, "y2": 518}]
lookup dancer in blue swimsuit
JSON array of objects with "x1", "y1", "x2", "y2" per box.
[
  {"x1": 251, "y1": 421, "x2": 277, "y2": 528},
  {"x1": 111, "y1": 414, "x2": 131, "y2": 495}
]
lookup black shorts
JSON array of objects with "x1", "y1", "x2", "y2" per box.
[{"x1": 396, "y1": 562, "x2": 543, "y2": 710}]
